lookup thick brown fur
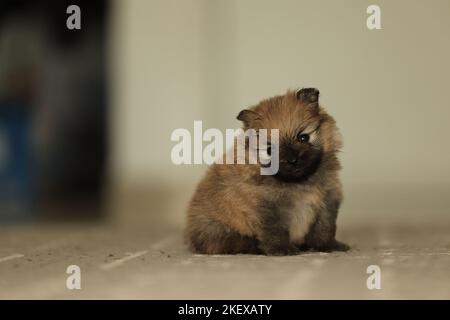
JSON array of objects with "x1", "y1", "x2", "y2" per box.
[{"x1": 185, "y1": 88, "x2": 349, "y2": 255}]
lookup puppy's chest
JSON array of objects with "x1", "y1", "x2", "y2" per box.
[{"x1": 287, "y1": 190, "x2": 324, "y2": 245}]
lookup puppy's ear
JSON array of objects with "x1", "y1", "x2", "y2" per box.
[
  {"x1": 296, "y1": 87, "x2": 319, "y2": 108},
  {"x1": 237, "y1": 109, "x2": 260, "y2": 127}
]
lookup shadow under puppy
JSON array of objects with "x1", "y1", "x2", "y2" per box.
[{"x1": 185, "y1": 88, "x2": 349, "y2": 255}]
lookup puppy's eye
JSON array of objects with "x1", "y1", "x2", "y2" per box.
[{"x1": 298, "y1": 133, "x2": 310, "y2": 143}]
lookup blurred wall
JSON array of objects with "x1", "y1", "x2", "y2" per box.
[{"x1": 109, "y1": 0, "x2": 450, "y2": 228}]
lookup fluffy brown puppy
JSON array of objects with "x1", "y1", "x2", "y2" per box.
[{"x1": 185, "y1": 88, "x2": 349, "y2": 255}]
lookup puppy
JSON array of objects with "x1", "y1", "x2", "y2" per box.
[{"x1": 185, "y1": 88, "x2": 349, "y2": 255}]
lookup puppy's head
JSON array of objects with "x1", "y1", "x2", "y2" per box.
[{"x1": 237, "y1": 88, "x2": 342, "y2": 182}]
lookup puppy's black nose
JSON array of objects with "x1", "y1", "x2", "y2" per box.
[{"x1": 284, "y1": 147, "x2": 300, "y2": 165}]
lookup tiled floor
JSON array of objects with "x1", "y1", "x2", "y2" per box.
[{"x1": 1, "y1": 222, "x2": 449, "y2": 299}]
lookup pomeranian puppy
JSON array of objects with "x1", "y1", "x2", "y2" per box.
[{"x1": 185, "y1": 88, "x2": 349, "y2": 255}]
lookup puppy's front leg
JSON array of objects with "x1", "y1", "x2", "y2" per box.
[
  {"x1": 258, "y1": 201, "x2": 300, "y2": 256},
  {"x1": 303, "y1": 192, "x2": 349, "y2": 252}
]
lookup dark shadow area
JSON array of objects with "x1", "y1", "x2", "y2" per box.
[{"x1": 0, "y1": 0, "x2": 109, "y2": 222}]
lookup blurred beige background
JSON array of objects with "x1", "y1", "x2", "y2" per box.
[{"x1": 109, "y1": 0, "x2": 450, "y2": 229}]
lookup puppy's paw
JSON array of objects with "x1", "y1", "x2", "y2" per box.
[
  {"x1": 332, "y1": 240, "x2": 350, "y2": 252},
  {"x1": 319, "y1": 240, "x2": 350, "y2": 252},
  {"x1": 302, "y1": 240, "x2": 350, "y2": 253},
  {"x1": 259, "y1": 244, "x2": 301, "y2": 256}
]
